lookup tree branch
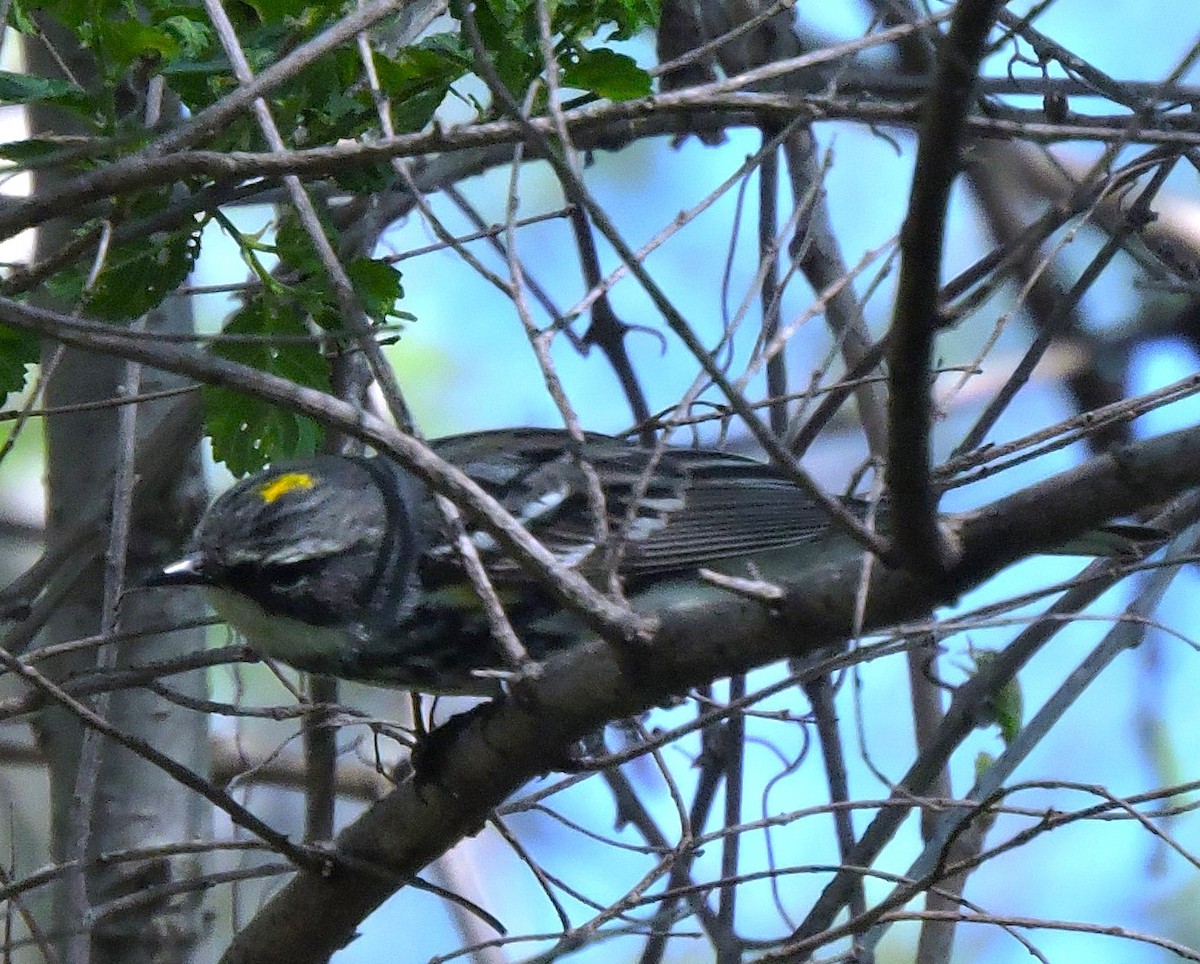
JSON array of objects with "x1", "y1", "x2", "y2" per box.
[{"x1": 887, "y1": 0, "x2": 1006, "y2": 573}]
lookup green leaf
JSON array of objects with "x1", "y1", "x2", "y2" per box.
[
  {"x1": 454, "y1": 0, "x2": 541, "y2": 96},
  {"x1": 420, "y1": 31, "x2": 472, "y2": 61},
  {"x1": 274, "y1": 211, "x2": 323, "y2": 278},
  {"x1": 260, "y1": 48, "x2": 375, "y2": 145},
  {"x1": 156, "y1": 14, "x2": 212, "y2": 59},
  {"x1": 271, "y1": 211, "x2": 405, "y2": 329},
  {"x1": 83, "y1": 224, "x2": 202, "y2": 321},
  {"x1": 204, "y1": 298, "x2": 329, "y2": 473},
  {"x1": 373, "y1": 44, "x2": 469, "y2": 132},
  {"x1": 0, "y1": 325, "x2": 38, "y2": 398},
  {"x1": 7, "y1": 0, "x2": 36, "y2": 34},
  {"x1": 990, "y1": 677, "x2": 1023, "y2": 746},
  {"x1": 553, "y1": 0, "x2": 658, "y2": 41},
  {"x1": 0, "y1": 71, "x2": 90, "y2": 110},
  {"x1": 967, "y1": 647, "x2": 1024, "y2": 746},
  {"x1": 327, "y1": 160, "x2": 395, "y2": 194},
  {"x1": 346, "y1": 258, "x2": 405, "y2": 327},
  {"x1": 604, "y1": 0, "x2": 659, "y2": 38},
  {"x1": 96, "y1": 19, "x2": 181, "y2": 72},
  {"x1": 562, "y1": 46, "x2": 650, "y2": 100}
]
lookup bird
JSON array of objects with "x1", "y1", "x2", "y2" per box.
[{"x1": 150, "y1": 428, "x2": 1161, "y2": 694}]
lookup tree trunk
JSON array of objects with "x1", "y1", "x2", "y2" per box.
[{"x1": 26, "y1": 15, "x2": 212, "y2": 963}]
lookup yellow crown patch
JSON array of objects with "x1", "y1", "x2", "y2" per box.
[{"x1": 257, "y1": 472, "x2": 315, "y2": 504}]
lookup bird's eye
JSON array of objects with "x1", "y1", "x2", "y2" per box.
[{"x1": 222, "y1": 559, "x2": 353, "y2": 626}]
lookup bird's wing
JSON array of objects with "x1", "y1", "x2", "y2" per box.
[{"x1": 431, "y1": 430, "x2": 854, "y2": 579}]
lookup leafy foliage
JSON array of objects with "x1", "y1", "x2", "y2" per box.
[
  {"x1": 13, "y1": 0, "x2": 212, "y2": 121},
  {"x1": 372, "y1": 40, "x2": 472, "y2": 133},
  {"x1": 345, "y1": 257, "x2": 409, "y2": 328},
  {"x1": 562, "y1": 45, "x2": 651, "y2": 99},
  {"x1": 0, "y1": 70, "x2": 90, "y2": 110},
  {"x1": 83, "y1": 224, "x2": 203, "y2": 321},
  {"x1": 272, "y1": 210, "x2": 408, "y2": 328},
  {"x1": 187, "y1": 206, "x2": 409, "y2": 467},
  {"x1": 2, "y1": 0, "x2": 655, "y2": 467},
  {"x1": 451, "y1": 0, "x2": 654, "y2": 104},
  {"x1": 204, "y1": 298, "x2": 330, "y2": 474}
]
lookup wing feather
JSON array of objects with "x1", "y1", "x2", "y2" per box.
[{"x1": 430, "y1": 429, "x2": 864, "y2": 578}]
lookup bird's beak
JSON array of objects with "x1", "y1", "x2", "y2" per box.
[{"x1": 144, "y1": 553, "x2": 208, "y2": 587}]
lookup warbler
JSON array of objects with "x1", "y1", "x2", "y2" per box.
[{"x1": 152, "y1": 428, "x2": 1159, "y2": 693}]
